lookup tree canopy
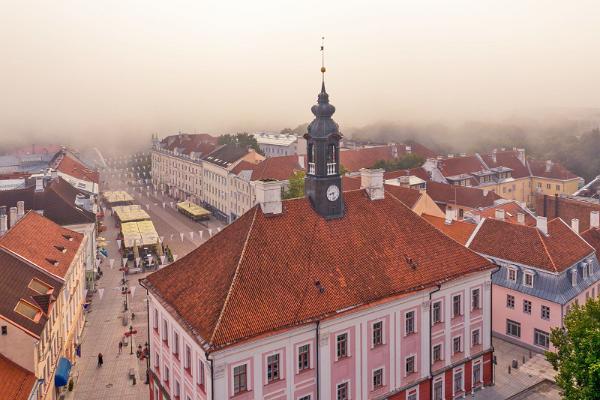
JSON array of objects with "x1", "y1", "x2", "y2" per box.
[
  {"x1": 218, "y1": 133, "x2": 262, "y2": 154},
  {"x1": 283, "y1": 170, "x2": 305, "y2": 199},
  {"x1": 371, "y1": 153, "x2": 425, "y2": 172},
  {"x1": 546, "y1": 297, "x2": 600, "y2": 400}
]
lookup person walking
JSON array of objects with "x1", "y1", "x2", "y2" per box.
[
  {"x1": 118, "y1": 341, "x2": 123, "y2": 354},
  {"x1": 97, "y1": 352, "x2": 103, "y2": 367}
]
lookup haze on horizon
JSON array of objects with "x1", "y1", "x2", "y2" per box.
[{"x1": 2, "y1": 1, "x2": 600, "y2": 149}]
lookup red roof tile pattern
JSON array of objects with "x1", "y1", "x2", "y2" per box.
[
  {"x1": 471, "y1": 201, "x2": 537, "y2": 226},
  {"x1": 529, "y1": 159, "x2": 579, "y2": 180},
  {"x1": 469, "y1": 218, "x2": 593, "y2": 273},
  {"x1": 384, "y1": 167, "x2": 430, "y2": 181},
  {"x1": 250, "y1": 155, "x2": 304, "y2": 181},
  {"x1": 535, "y1": 194, "x2": 600, "y2": 232},
  {"x1": 426, "y1": 181, "x2": 502, "y2": 209},
  {"x1": 230, "y1": 161, "x2": 257, "y2": 175},
  {"x1": 0, "y1": 354, "x2": 36, "y2": 400},
  {"x1": 0, "y1": 211, "x2": 83, "y2": 278},
  {"x1": 581, "y1": 227, "x2": 600, "y2": 254},
  {"x1": 160, "y1": 133, "x2": 218, "y2": 156},
  {"x1": 384, "y1": 184, "x2": 423, "y2": 208},
  {"x1": 341, "y1": 176, "x2": 362, "y2": 191},
  {"x1": 339, "y1": 146, "x2": 398, "y2": 172},
  {"x1": 436, "y1": 155, "x2": 485, "y2": 178},
  {"x1": 422, "y1": 214, "x2": 477, "y2": 245},
  {"x1": 144, "y1": 190, "x2": 492, "y2": 351},
  {"x1": 55, "y1": 153, "x2": 99, "y2": 183},
  {"x1": 480, "y1": 151, "x2": 530, "y2": 179}
]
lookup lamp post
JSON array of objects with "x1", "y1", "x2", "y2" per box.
[
  {"x1": 123, "y1": 286, "x2": 128, "y2": 311},
  {"x1": 129, "y1": 325, "x2": 134, "y2": 355}
]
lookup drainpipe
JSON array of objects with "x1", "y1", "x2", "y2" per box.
[
  {"x1": 554, "y1": 193, "x2": 559, "y2": 219},
  {"x1": 145, "y1": 286, "x2": 151, "y2": 385},
  {"x1": 489, "y1": 264, "x2": 501, "y2": 386},
  {"x1": 428, "y1": 285, "x2": 441, "y2": 400},
  {"x1": 316, "y1": 320, "x2": 321, "y2": 400},
  {"x1": 206, "y1": 354, "x2": 214, "y2": 400}
]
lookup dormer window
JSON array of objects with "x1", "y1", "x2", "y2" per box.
[
  {"x1": 45, "y1": 258, "x2": 59, "y2": 267},
  {"x1": 507, "y1": 267, "x2": 517, "y2": 283},
  {"x1": 571, "y1": 269, "x2": 578, "y2": 287},
  {"x1": 583, "y1": 263, "x2": 589, "y2": 279},
  {"x1": 62, "y1": 234, "x2": 73, "y2": 241},
  {"x1": 523, "y1": 271, "x2": 534, "y2": 288},
  {"x1": 54, "y1": 245, "x2": 67, "y2": 253}
]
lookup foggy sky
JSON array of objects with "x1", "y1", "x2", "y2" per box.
[{"x1": 2, "y1": 1, "x2": 600, "y2": 148}]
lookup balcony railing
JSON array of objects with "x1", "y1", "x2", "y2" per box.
[
  {"x1": 308, "y1": 162, "x2": 315, "y2": 175},
  {"x1": 327, "y1": 163, "x2": 336, "y2": 176}
]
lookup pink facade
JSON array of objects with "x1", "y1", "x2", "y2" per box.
[{"x1": 148, "y1": 271, "x2": 493, "y2": 400}]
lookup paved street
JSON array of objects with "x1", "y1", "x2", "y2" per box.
[{"x1": 68, "y1": 167, "x2": 225, "y2": 399}]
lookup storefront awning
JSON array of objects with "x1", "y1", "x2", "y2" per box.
[{"x1": 55, "y1": 357, "x2": 72, "y2": 387}]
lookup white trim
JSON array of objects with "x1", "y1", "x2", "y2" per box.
[
  {"x1": 472, "y1": 357, "x2": 483, "y2": 386},
  {"x1": 295, "y1": 341, "x2": 312, "y2": 374},
  {"x1": 371, "y1": 365, "x2": 385, "y2": 391},
  {"x1": 336, "y1": 379, "x2": 351, "y2": 400},
  {"x1": 471, "y1": 327, "x2": 481, "y2": 347},
  {"x1": 334, "y1": 330, "x2": 351, "y2": 361},
  {"x1": 452, "y1": 334, "x2": 463, "y2": 354},
  {"x1": 470, "y1": 287, "x2": 481, "y2": 310},
  {"x1": 433, "y1": 376, "x2": 445, "y2": 400},
  {"x1": 431, "y1": 299, "x2": 443, "y2": 324},
  {"x1": 404, "y1": 309, "x2": 417, "y2": 336},
  {"x1": 297, "y1": 395, "x2": 313, "y2": 400},
  {"x1": 230, "y1": 360, "x2": 251, "y2": 394},
  {"x1": 507, "y1": 265, "x2": 518, "y2": 283},
  {"x1": 432, "y1": 342, "x2": 443, "y2": 362},
  {"x1": 523, "y1": 270, "x2": 534, "y2": 288},
  {"x1": 404, "y1": 353, "x2": 417, "y2": 377},
  {"x1": 406, "y1": 385, "x2": 419, "y2": 400},
  {"x1": 264, "y1": 349, "x2": 283, "y2": 385},
  {"x1": 452, "y1": 365, "x2": 465, "y2": 396},
  {"x1": 370, "y1": 319, "x2": 385, "y2": 348}
]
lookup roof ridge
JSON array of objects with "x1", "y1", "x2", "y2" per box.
[
  {"x1": 209, "y1": 207, "x2": 259, "y2": 346},
  {"x1": 536, "y1": 224, "x2": 557, "y2": 272}
]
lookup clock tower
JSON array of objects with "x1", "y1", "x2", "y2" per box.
[{"x1": 304, "y1": 50, "x2": 344, "y2": 219}]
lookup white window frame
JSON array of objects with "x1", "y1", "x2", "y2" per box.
[
  {"x1": 507, "y1": 266, "x2": 517, "y2": 282},
  {"x1": 432, "y1": 300, "x2": 442, "y2": 324},
  {"x1": 406, "y1": 386, "x2": 419, "y2": 400},
  {"x1": 471, "y1": 328, "x2": 480, "y2": 346},
  {"x1": 231, "y1": 360, "x2": 251, "y2": 394},
  {"x1": 523, "y1": 271, "x2": 534, "y2": 288},
  {"x1": 296, "y1": 341, "x2": 312, "y2": 373},
  {"x1": 404, "y1": 310, "x2": 416, "y2": 336},
  {"x1": 297, "y1": 395, "x2": 312, "y2": 400},
  {"x1": 472, "y1": 358, "x2": 483, "y2": 385},
  {"x1": 335, "y1": 331, "x2": 350, "y2": 361},
  {"x1": 432, "y1": 343, "x2": 443, "y2": 362},
  {"x1": 371, "y1": 319, "x2": 384, "y2": 348},
  {"x1": 452, "y1": 294, "x2": 462, "y2": 317},
  {"x1": 453, "y1": 366, "x2": 464, "y2": 395},
  {"x1": 371, "y1": 366, "x2": 385, "y2": 390},
  {"x1": 433, "y1": 377, "x2": 444, "y2": 400},
  {"x1": 404, "y1": 354, "x2": 417, "y2": 377},
  {"x1": 336, "y1": 380, "x2": 351, "y2": 400},
  {"x1": 471, "y1": 288, "x2": 481, "y2": 310},
  {"x1": 265, "y1": 350, "x2": 282, "y2": 384},
  {"x1": 452, "y1": 334, "x2": 462, "y2": 354}
]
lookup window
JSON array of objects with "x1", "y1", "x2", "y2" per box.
[
  {"x1": 173, "y1": 332, "x2": 179, "y2": 356},
  {"x1": 162, "y1": 320, "x2": 169, "y2": 345},
  {"x1": 556, "y1": 184, "x2": 561, "y2": 191},
  {"x1": 523, "y1": 272, "x2": 534, "y2": 287},
  {"x1": 155, "y1": 353, "x2": 160, "y2": 369},
  {"x1": 452, "y1": 295, "x2": 462, "y2": 317},
  {"x1": 432, "y1": 301, "x2": 442, "y2": 324},
  {"x1": 337, "y1": 382, "x2": 348, "y2": 400},
  {"x1": 405, "y1": 355, "x2": 415, "y2": 375},
  {"x1": 1, "y1": 326, "x2": 6, "y2": 335},
  {"x1": 174, "y1": 379, "x2": 181, "y2": 398},
  {"x1": 432, "y1": 344, "x2": 442, "y2": 362},
  {"x1": 373, "y1": 368, "x2": 383, "y2": 389},
  {"x1": 453, "y1": 369, "x2": 463, "y2": 393},
  {"x1": 298, "y1": 344, "x2": 310, "y2": 371},
  {"x1": 471, "y1": 288, "x2": 480, "y2": 310},
  {"x1": 523, "y1": 300, "x2": 532, "y2": 314},
  {"x1": 407, "y1": 390, "x2": 417, "y2": 400},
  {"x1": 473, "y1": 361, "x2": 482, "y2": 384},
  {"x1": 534, "y1": 329, "x2": 550, "y2": 349},
  {"x1": 233, "y1": 364, "x2": 247, "y2": 394},
  {"x1": 506, "y1": 294, "x2": 515, "y2": 309},
  {"x1": 546, "y1": 183, "x2": 551, "y2": 189},
  {"x1": 198, "y1": 360, "x2": 205, "y2": 387},
  {"x1": 373, "y1": 321, "x2": 383, "y2": 346},
  {"x1": 506, "y1": 319, "x2": 521, "y2": 337},
  {"x1": 472, "y1": 329, "x2": 480, "y2": 346},
  {"x1": 507, "y1": 267, "x2": 517, "y2": 282},
  {"x1": 267, "y1": 353, "x2": 280, "y2": 383},
  {"x1": 541, "y1": 305, "x2": 551, "y2": 320},
  {"x1": 433, "y1": 379, "x2": 443, "y2": 400},
  {"x1": 336, "y1": 333, "x2": 348, "y2": 359},
  {"x1": 299, "y1": 396, "x2": 311, "y2": 400},
  {"x1": 153, "y1": 309, "x2": 158, "y2": 330},
  {"x1": 453, "y1": 336, "x2": 462, "y2": 354},
  {"x1": 164, "y1": 365, "x2": 170, "y2": 385},
  {"x1": 14, "y1": 300, "x2": 40, "y2": 321},
  {"x1": 405, "y1": 311, "x2": 415, "y2": 335},
  {"x1": 184, "y1": 345, "x2": 191, "y2": 371}
]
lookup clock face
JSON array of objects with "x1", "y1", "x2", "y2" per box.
[{"x1": 326, "y1": 185, "x2": 340, "y2": 201}]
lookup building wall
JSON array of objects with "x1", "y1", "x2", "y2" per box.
[
  {"x1": 57, "y1": 171, "x2": 98, "y2": 195},
  {"x1": 530, "y1": 177, "x2": 581, "y2": 199},
  {"x1": 495, "y1": 177, "x2": 529, "y2": 203},
  {"x1": 147, "y1": 270, "x2": 493, "y2": 400},
  {"x1": 412, "y1": 193, "x2": 445, "y2": 217},
  {"x1": 0, "y1": 318, "x2": 35, "y2": 371},
  {"x1": 151, "y1": 150, "x2": 203, "y2": 204},
  {"x1": 259, "y1": 142, "x2": 297, "y2": 158}
]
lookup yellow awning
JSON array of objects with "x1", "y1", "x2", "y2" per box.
[{"x1": 176, "y1": 201, "x2": 210, "y2": 217}]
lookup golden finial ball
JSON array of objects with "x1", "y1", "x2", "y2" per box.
[{"x1": 321, "y1": 67, "x2": 326, "y2": 73}]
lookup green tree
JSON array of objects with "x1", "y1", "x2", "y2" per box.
[
  {"x1": 546, "y1": 298, "x2": 600, "y2": 400},
  {"x1": 283, "y1": 171, "x2": 305, "y2": 199},
  {"x1": 218, "y1": 133, "x2": 263, "y2": 154},
  {"x1": 371, "y1": 153, "x2": 425, "y2": 172}
]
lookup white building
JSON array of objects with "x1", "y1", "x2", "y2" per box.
[{"x1": 254, "y1": 132, "x2": 298, "y2": 157}]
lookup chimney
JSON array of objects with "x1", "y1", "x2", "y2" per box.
[
  {"x1": 16, "y1": 201, "x2": 25, "y2": 220},
  {"x1": 9, "y1": 207, "x2": 17, "y2": 228},
  {"x1": 545, "y1": 160, "x2": 552, "y2": 173},
  {"x1": 360, "y1": 168, "x2": 385, "y2": 201},
  {"x1": 495, "y1": 209, "x2": 505, "y2": 221},
  {"x1": 536, "y1": 216, "x2": 548, "y2": 235},
  {"x1": 35, "y1": 177, "x2": 44, "y2": 192},
  {"x1": 554, "y1": 193, "x2": 559, "y2": 218},
  {"x1": 591, "y1": 211, "x2": 600, "y2": 229},
  {"x1": 297, "y1": 155, "x2": 305, "y2": 169},
  {"x1": 517, "y1": 148, "x2": 526, "y2": 165},
  {"x1": 0, "y1": 207, "x2": 7, "y2": 236},
  {"x1": 254, "y1": 180, "x2": 283, "y2": 215},
  {"x1": 571, "y1": 218, "x2": 580, "y2": 234},
  {"x1": 445, "y1": 208, "x2": 456, "y2": 224},
  {"x1": 405, "y1": 145, "x2": 412, "y2": 154},
  {"x1": 447, "y1": 153, "x2": 454, "y2": 158},
  {"x1": 517, "y1": 213, "x2": 525, "y2": 225},
  {"x1": 543, "y1": 195, "x2": 548, "y2": 217},
  {"x1": 390, "y1": 144, "x2": 398, "y2": 158},
  {"x1": 398, "y1": 175, "x2": 411, "y2": 187}
]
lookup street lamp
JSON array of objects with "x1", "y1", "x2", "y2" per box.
[
  {"x1": 123, "y1": 285, "x2": 128, "y2": 311},
  {"x1": 129, "y1": 325, "x2": 134, "y2": 355}
]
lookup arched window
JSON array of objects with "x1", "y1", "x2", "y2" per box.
[{"x1": 328, "y1": 144, "x2": 336, "y2": 163}]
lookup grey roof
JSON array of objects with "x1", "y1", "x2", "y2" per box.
[
  {"x1": 490, "y1": 254, "x2": 600, "y2": 304},
  {"x1": 307, "y1": 81, "x2": 340, "y2": 139},
  {"x1": 203, "y1": 144, "x2": 251, "y2": 168}
]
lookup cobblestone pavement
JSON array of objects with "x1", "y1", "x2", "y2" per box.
[{"x1": 68, "y1": 171, "x2": 224, "y2": 399}]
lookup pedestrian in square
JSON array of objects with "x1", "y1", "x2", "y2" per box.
[
  {"x1": 97, "y1": 352, "x2": 103, "y2": 367},
  {"x1": 118, "y1": 341, "x2": 123, "y2": 354}
]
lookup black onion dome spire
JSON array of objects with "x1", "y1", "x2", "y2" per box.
[{"x1": 307, "y1": 80, "x2": 340, "y2": 139}]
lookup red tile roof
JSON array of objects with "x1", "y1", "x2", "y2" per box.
[
  {"x1": 230, "y1": 160, "x2": 257, "y2": 175},
  {"x1": 470, "y1": 201, "x2": 537, "y2": 226},
  {"x1": 342, "y1": 177, "x2": 423, "y2": 208},
  {"x1": 436, "y1": 155, "x2": 485, "y2": 178},
  {"x1": 0, "y1": 354, "x2": 36, "y2": 400},
  {"x1": 480, "y1": 150, "x2": 530, "y2": 179},
  {"x1": 341, "y1": 176, "x2": 362, "y2": 191},
  {"x1": 535, "y1": 194, "x2": 600, "y2": 232},
  {"x1": 469, "y1": 218, "x2": 593, "y2": 273},
  {"x1": 161, "y1": 133, "x2": 218, "y2": 155},
  {"x1": 143, "y1": 190, "x2": 492, "y2": 351},
  {"x1": 384, "y1": 167, "x2": 429, "y2": 181},
  {"x1": 339, "y1": 146, "x2": 398, "y2": 172},
  {"x1": 422, "y1": 214, "x2": 476, "y2": 245},
  {"x1": 250, "y1": 155, "x2": 304, "y2": 181},
  {"x1": 426, "y1": 181, "x2": 502, "y2": 209},
  {"x1": 528, "y1": 159, "x2": 579, "y2": 180},
  {"x1": 55, "y1": 153, "x2": 99, "y2": 183},
  {"x1": 0, "y1": 211, "x2": 83, "y2": 278}
]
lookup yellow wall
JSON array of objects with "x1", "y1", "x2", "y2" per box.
[
  {"x1": 413, "y1": 192, "x2": 445, "y2": 217},
  {"x1": 494, "y1": 177, "x2": 529, "y2": 203}
]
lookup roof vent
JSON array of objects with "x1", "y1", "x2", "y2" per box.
[
  {"x1": 45, "y1": 258, "x2": 59, "y2": 267},
  {"x1": 62, "y1": 234, "x2": 74, "y2": 241},
  {"x1": 314, "y1": 280, "x2": 325, "y2": 294},
  {"x1": 404, "y1": 254, "x2": 418, "y2": 269},
  {"x1": 54, "y1": 245, "x2": 67, "y2": 253}
]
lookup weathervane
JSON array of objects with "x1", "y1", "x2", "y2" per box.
[{"x1": 321, "y1": 36, "x2": 326, "y2": 81}]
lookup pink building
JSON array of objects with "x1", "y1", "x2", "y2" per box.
[
  {"x1": 142, "y1": 77, "x2": 496, "y2": 400},
  {"x1": 467, "y1": 213, "x2": 600, "y2": 352}
]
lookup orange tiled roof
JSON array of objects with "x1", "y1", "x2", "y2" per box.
[
  {"x1": 143, "y1": 189, "x2": 492, "y2": 351},
  {"x1": 581, "y1": 227, "x2": 600, "y2": 254},
  {"x1": 480, "y1": 150, "x2": 530, "y2": 179},
  {"x1": 535, "y1": 194, "x2": 600, "y2": 232},
  {"x1": 426, "y1": 181, "x2": 501, "y2": 209},
  {"x1": 471, "y1": 201, "x2": 537, "y2": 226},
  {"x1": 250, "y1": 155, "x2": 304, "y2": 181},
  {"x1": 436, "y1": 155, "x2": 485, "y2": 178},
  {"x1": 384, "y1": 167, "x2": 430, "y2": 181},
  {"x1": 469, "y1": 218, "x2": 593, "y2": 273},
  {"x1": 342, "y1": 177, "x2": 423, "y2": 208},
  {"x1": 56, "y1": 153, "x2": 99, "y2": 183},
  {"x1": 0, "y1": 354, "x2": 36, "y2": 400},
  {"x1": 422, "y1": 214, "x2": 477, "y2": 245},
  {"x1": 0, "y1": 211, "x2": 83, "y2": 278},
  {"x1": 529, "y1": 159, "x2": 579, "y2": 180},
  {"x1": 339, "y1": 146, "x2": 398, "y2": 172}
]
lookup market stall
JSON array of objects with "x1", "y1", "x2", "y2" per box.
[
  {"x1": 176, "y1": 201, "x2": 211, "y2": 221},
  {"x1": 112, "y1": 205, "x2": 151, "y2": 224},
  {"x1": 102, "y1": 190, "x2": 134, "y2": 207}
]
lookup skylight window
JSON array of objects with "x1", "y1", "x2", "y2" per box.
[
  {"x1": 14, "y1": 300, "x2": 41, "y2": 321},
  {"x1": 28, "y1": 278, "x2": 52, "y2": 295}
]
